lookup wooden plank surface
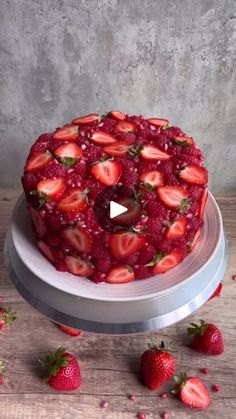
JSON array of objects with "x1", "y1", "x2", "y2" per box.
[{"x1": 0, "y1": 189, "x2": 236, "y2": 419}]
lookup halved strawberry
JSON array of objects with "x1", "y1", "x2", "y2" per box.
[
  {"x1": 54, "y1": 143, "x2": 82, "y2": 159},
  {"x1": 25, "y1": 152, "x2": 52, "y2": 172},
  {"x1": 37, "y1": 178, "x2": 66, "y2": 201},
  {"x1": 109, "y1": 111, "x2": 126, "y2": 121},
  {"x1": 91, "y1": 160, "x2": 122, "y2": 186},
  {"x1": 106, "y1": 265, "x2": 134, "y2": 284},
  {"x1": 53, "y1": 125, "x2": 79, "y2": 141},
  {"x1": 115, "y1": 121, "x2": 136, "y2": 133},
  {"x1": 171, "y1": 135, "x2": 193, "y2": 146},
  {"x1": 189, "y1": 227, "x2": 202, "y2": 252},
  {"x1": 109, "y1": 231, "x2": 145, "y2": 258},
  {"x1": 157, "y1": 186, "x2": 188, "y2": 209},
  {"x1": 65, "y1": 255, "x2": 94, "y2": 276},
  {"x1": 28, "y1": 206, "x2": 46, "y2": 238},
  {"x1": 152, "y1": 249, "x2": 184, "y2": 274},
  {"x1": 71, "y1": 113, "x2": 100, "y2": 125},
  {"x1": 58, "y1": 324, "x2": 81, "y2": 336},
  {"x1": 57, "y1": 189, "x2": 88, "y2": 212},
  {"x1": 174, "y1": 372, "x2": 211, "y2": 409},
  {"x1": 37, "y1": 240, "x2": 54, "y2": 262},
  {"x1": 146, "y1": 118, "x2": 169, "y2": 128},
  {"x1": 198, "y1": 188, "x2": 208, "y2": 218},
  {"x1": 140, "y1": 145, "x2": 170, "y2": 161},
  {"x1": 179, "y1": 165, "x2": 208, "y2": 185},
  {"x1": 139, "y1": 171, "x2": 165, "y2": 188},
  {"x1": 91, "y1": 131, "x2": 117, "y2": 145},
  {"x1": 104, "y1": 142, "x2": 129, "y2": 157},
  {"x1": 62, "y1": 226, "x2": 92, "y2": 252},
  {"x1": 165, "y1": 217, "x2": 187, "y2": 239}
]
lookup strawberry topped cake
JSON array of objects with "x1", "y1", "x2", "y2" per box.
[{"x1": 22, "y1": 112, "x2": 208, "y2": 284}]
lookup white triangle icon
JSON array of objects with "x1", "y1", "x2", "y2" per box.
[{"x1": 110, "y1": 200, "x2": 128, "y2": 219}]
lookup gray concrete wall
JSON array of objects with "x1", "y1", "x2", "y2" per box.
[{"x1": 0, "y1": 0, "x2": 236, "y2": 190}]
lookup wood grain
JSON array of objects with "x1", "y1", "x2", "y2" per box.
[{"x1": 0, "y1": 189, "x2": 236, "y2": 419}]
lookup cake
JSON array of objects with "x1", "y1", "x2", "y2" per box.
[{"x1": 22, "y1": 112, "x2": 208, "y2": 284}]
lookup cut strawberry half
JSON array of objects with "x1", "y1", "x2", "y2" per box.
[
  {"x1": 115, "y1": 121, "x2": 136, "y2": 133},
  {"x1": 25, "y1": 152, "x2": 52, "y2": 172},
  {"x1": 172, "y1": 136, "x2": 193, "y2": 146},
  {"x1": 179, "y1": 165, "x2": 208, "y2": 185},
  {"x1": 146, "y1": 118, "x2": 169, "y2": 128},
  {"x1": 37, "y1": 240, "x2": 54, "y2": 262},
  {"x1": 71, "y1": 113, "x2": 100, "y2": 125},
  {"x1": 58, "y1": 324, "x2": 81, "y2": 336},
  {"x1": 37, "y1": 178, "x2": 66, "y2": 201},
  {"x1": 174, "y1": 373, "x2": 211, "y2": 409},
  {"x1": 152, "y1": 249, "x2": 184, "y2": 274},
  {"x1": 109, "y1": 231, "x2": 145, "y2": 258},
  {"x1": 91, "y1": 131, "x2": 117, "y2": 145},
  {"x1": 140, "y1": 145, "x2": 170, "y2": 161},
  {"x1": 106, "y1": 265, "x2": 134, "y2": 284},
  {"x1": 109, "y1": 111, "x2": 126, "y2": 121},
  {"x1": 198, "y1": 188, "x2": 208, "y2": 218},
  {"x1": 91, "y1": 160, "x2": 122, "y2": 186},
  {"x1": 54, "y1": 143, "x2": 82, "y2": 160},
  {"x1": 53, "y1": 125, "x2": 79, "y2": 141},
  {"x1": 28, "y1": 206, "x2": 46, "y2": 238},
  {"x1": 65, "y1": 255, "x2": 94, "y2": 276},
  {"x1": 139, "y1": 171, "x2": 165, "y2": 188},
  {"x1": 165, "y1": 217, "x2": 187, "y2": 239},
  {"x1": 57, "y1": 189, "x2": 88, "y2": 212},
  {"x1": 157, "y1": 186, "x2": 188, "y2": 209},
  {"x1": 189, "y1": 227, "x2": 202, "y2": 252},
  {"x1": 62, "y1": 226, "x2": 92, "y2": 252},
  {"x1": 104, "y1": 142, "x2": 129, "y2": 157}
]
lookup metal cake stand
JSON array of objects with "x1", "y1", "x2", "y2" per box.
[{"x1": 4, "y1": 193, "x2": 227, "y2": 334}]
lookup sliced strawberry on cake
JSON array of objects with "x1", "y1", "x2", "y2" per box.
[
  {"x1": 106, "y1": 265, "x2": 135, "y2": 283},
  {"x1": 140, "y1": 145, "x2": 170, "y2": 161},
  {"x1": 25, "y1": 152, "x2": 53, "y2": 172},
  {"x1": 57, "y1": 189, "x2": 88, "y2": 212},
  {"x1": 65, "y1": 255, "x2": 94, "y2": 276},
  {"x1": 139, "y1": 171, "x2": 165, "y2": 188},
  {"x1": 37, "y1": 178, "x2": 66, "y2": 201},
  {"x1": 62, "y1": 226, "x2": 92, "y2": 253},
  {"x1": 72, "y1": 113, "x2": 100, "y2": 125},
  {"x1": 53, "y1": 125, "x2": 79, "y2": 141},
  {"x1": 146, "y1": 118, "x2": 169, "y2": 128},
  {"x1": 91, "y1": 159, "x2": 122, "y2": 185},
  {"x1": 54, "y1": 143, "x2": 82, "y2": 167},
  {"x1": 109, "y1": 231, "x2": 145, "y2": 258}
]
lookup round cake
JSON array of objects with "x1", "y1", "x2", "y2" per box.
[{"x1": 22, "y1": 112, "x2": 208, "y2": 284}]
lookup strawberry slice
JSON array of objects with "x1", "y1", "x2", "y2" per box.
[
  {"x1": 115, "y1": 121, "x2": 136, "y2": 133},
  {"x1": 53, "y1": 125, "x2": 79, "y2": 141},
  {"x1": 165, "y1": 217, "x2": 187, "y2": 239},
  {"x1": 140, "y1": 145, "x2": 170, "y2": 161},
  {"x1": 25, "y1": 152, "x2": 52, "y2": 172},
  {"x1": 157, "y1": 186, "x2": 188, "y2": 209},
  {"x1": 109, "y1": 231, "x2": 145, "y2": 258},
  {"x1": 189, "y1": 227, "x2": 202, "y2": 252},
  {"x1": 152, "y1": 249, "x2": 184, "y2": 274},
  {"x1": 37, "y1": 240, "x2": 54, "y2": 262},
  {"x1": 172, "y1": 135, "x2": 193, "y2": 146},
  {"x1": 57, "y1": 189, "x2": 88, "y2": 212},
  {"x1": 91, "y1": 131, "x2": 117, "y2": 145},
  {"x1": 109, "y1": 111, "x2": 126, "y2": 121},
  {"x1": 37, "y1": 178, "x2": 66, "y2": 201},
  {"x1": 106, "y1": 265, "x2": 134, "y2": 284},
  {"x1": 146, "y1": 118, "x2": 169, "y2": 128},
  {"x1": 58, "y1": 324, "x2": 81, "y2": 336},
  {"x1": 179, "y1": 165, "x2": 208, "y2": 185},
  {"x1": 91, "y1": 160, "x2": 122, "y2": 186},
  {"x1": 209, "y1": 282, "x2": 222, "y2": 300},
  {"x1": 139, "y1": 171, "x2": 165, "y2": 188},
  {"x1": 198, "y1": 188, "x2": 208, "y2": 218},
  {"x1": 104, "y1": 142, "x2": 129, "y2": 157},
  {"x1": 174, "y1": 373, "x2": 211, "y2": 409},
  {"x1": 28, "y1": 206, "x2": 46, "y2": 238},
  {"x1": 65, "y1": 255, "x2": 94, "y2": 276},
  {"x1": 71, "y1": 113, "x2": 100, "y2": 125},
  {"x1": 54, "y1": 143, "x2": 82, "y2": 159},
  {"x1": 62, "y1": 226, "x2": 92, "y2": 252}
]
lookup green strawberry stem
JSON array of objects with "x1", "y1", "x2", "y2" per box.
[
  {"x1": 42, "y1": 347, "x2": 69, "y2": 382},
  {"x1": 0, "y1": 360, "x2": 6, "y2": 375},
  {"x1": 187, "y1": 319, "x2": 208, "y2": 336},
  {"x1": 1, "y1": 307, "x2": 16, "y2": 325},
  {"x1": 145, "y1": 252, "x2": 166, "y2": 267},
  {"x1": 172, "y1": 371, "x2": 188, "y2": 393},
  {"x1": 148, "y1": 339, "x2": 174, "y2": 353}
]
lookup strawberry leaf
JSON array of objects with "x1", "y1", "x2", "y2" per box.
[
  {"x1": 42, "y1": 347, "x2": 69, "y2": 382},
  {"x1": 59, "y1": 157, "x2": 79, "y2": 167},
  {"x1": 179, "y1": 198, "x2": 191, "y2": 214},
  {"x1": 172, "y1": 139, "x2": 192, "y2": 147},
  {"x1": 145, "y1": 252, "x2": 166, "y2": 267}
]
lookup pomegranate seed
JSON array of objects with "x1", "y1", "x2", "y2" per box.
[
  {"x1": 137, "y1": 413, "x2": 146, "y2": 419},
  {"x1": 129, "y1": 394, "x2": 136, "y2": 401},
  {"x1": 212, "y1": 384, "x2": 220, "y2": 392},
  {"x1": 232, "y1": 274, "x2": 236, "y2": 280},
  {"x1": 0, "y1": 376, "x2": 3, "y2": 385},
  {"x1": 100, "y1": 400, "x2": 109, "y2": 408},
  {"x1": 161, "y1": 413, "x2": 169, "y2": 419},
  {"x1": 160, "y1": 391, "x2": 169, "y2": 398},
  {"x1": 200, "y1": 368, "x2": 209, "y2": 375}
]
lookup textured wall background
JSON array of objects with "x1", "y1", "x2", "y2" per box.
[{"x1": 0, "y1": 0, "x2": 236, "y2": 190}]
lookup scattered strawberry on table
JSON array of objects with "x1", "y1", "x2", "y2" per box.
[
  {"x1": 187, "y1": 319, "x2": 224, "y2": 355},
  {"x1": 0, "y1": 359, "x2": 6, "y2": 384},
  {"x1": 172, "y1": 372, "x2": 211, "y2": 409},
  {"x1": 42, "y1": 347, "x2": 81, "y2": 391},
  {"x1": 0, "y1": 306, "x2": 16, "y2": 330},
  {"x1": 208, "y1": 282, "x2": 223, "y2": 300},
  {"x1": 58, "y1": 324, "x2": 82, "y2": 337},
  {"x1": 140, "y1": 340, "x2": 176, "y2": 390}
]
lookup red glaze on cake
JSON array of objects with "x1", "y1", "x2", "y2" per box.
[{"x1": 22, "y1": 112, "x2": 208, "y2": 283}]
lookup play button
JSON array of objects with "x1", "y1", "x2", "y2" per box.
[{"x1": 110, "y1": 200, "x2": 128, "y2": 219}]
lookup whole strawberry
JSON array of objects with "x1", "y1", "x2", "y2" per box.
[
  {"x1": 140, "y1": 340, "x2": 176, "y2": 390},
  {"x1": 187, "y1": 319, "x2": 224, "y2": 355},
  {"x1": 0, "y1": 307, "x2": 16, "y2": 330},
  {"x1": 42, "y1": 347, "x2": 81, "y2": 391},
  {"x1": 0, "y1": 359, "x2": 6, "y2": 384},
  {"x1": 172, "y1": 371, "x2": 211, "y2": 409}
]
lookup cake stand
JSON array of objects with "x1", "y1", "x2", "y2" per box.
[{"x1": 4, "y1": 192, "x2": 227, "y2": 334}]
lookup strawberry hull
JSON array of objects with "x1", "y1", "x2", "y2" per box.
[{"x1": 22, "y1": 112, "x2": 208, "y2": 284}]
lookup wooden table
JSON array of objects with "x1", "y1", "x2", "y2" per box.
[{"x1": 0, "y1": 189, "x2": 235, "y2": 419}]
